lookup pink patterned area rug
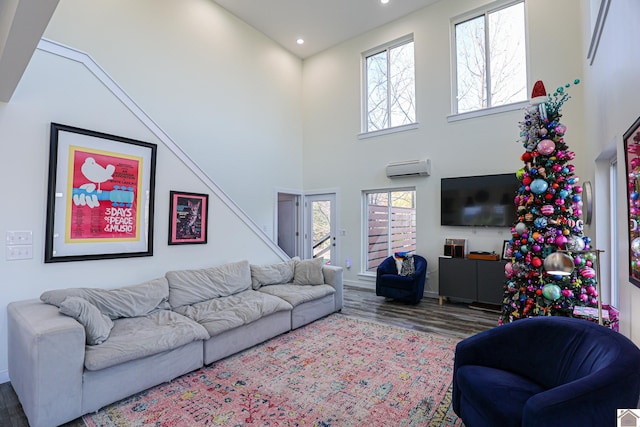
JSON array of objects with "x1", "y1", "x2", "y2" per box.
[{"x1": 83, "y1": 314, "x2": 463, "y2": 427}]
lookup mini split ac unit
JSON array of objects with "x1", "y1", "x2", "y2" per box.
[{"x1": 385, "y1": 159, "x2": 431, "y2": 178}]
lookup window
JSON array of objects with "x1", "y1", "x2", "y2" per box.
[
  {"x1": 453, "y1": 1, "x2": 527, "y2": 114},
  {"x1": 364, "y1": 189, "x2": 416, "y2": 272},
  {"x1": 363, "y1": 36, "x2": 416, "y2": 133}
]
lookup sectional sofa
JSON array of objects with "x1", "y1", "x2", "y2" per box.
[{"x1": 7, "y1": 258, "x2": 343, "y2": 427}]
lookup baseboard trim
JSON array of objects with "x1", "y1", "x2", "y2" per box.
[{"x1": 0, "y1": 370, "x2": 9, "y2": 384}]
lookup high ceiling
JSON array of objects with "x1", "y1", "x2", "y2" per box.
[{"x1": 212, "y1": 0, "x2": 441, "y2": 59}]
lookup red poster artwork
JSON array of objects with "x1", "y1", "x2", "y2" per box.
[{"x1": 67, "y1": 147, "x2": 142, "y2": 242}]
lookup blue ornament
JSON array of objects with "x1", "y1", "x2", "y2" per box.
[
  {"x1": 534, "y1": 217, "x2": 548, "y2": 228},
  {"x1": 632, "y1": 192, "x2": 639, "y2": 201},
  {"x1": 572, "y1": 194, "x2": 582, "y2": 202},
  {"x1": 530, "y1": 179, "x2": 549, "y2": 194},
  {"x1": 561, "y1": 167, "x2": 569, "y2": 174},
  {"x1": 558, "y1": 189, "x2": 569, "y2": 199},
  {"x1": 542, "y1": 284, "x2": 562, "y2": 301}
]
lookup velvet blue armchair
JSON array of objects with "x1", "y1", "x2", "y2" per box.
[
  {"x1": 453, "y1": 316, "x2": 640, "y2": 427},
  {"x1": 375, "y1": 255, "x2": 427, "y2": 304}
]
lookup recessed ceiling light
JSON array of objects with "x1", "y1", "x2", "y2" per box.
[
  {"x1": 381, "y1": 0, "x2": 390, "y2": 4},
  {"x1": 297, "y1": 38, "x2": 304, "y2": 45}
]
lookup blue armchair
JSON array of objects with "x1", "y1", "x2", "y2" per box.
[
  {"x1": 453, "y1": 316, "x2": 640, "y2": 427},
  {"x1": 375, "y1": 255, "x2": 427, "y2": 304}
]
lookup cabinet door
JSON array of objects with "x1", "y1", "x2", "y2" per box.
[
  {"x1": 477, "y1": 260, "x2": 507, "y2": 304},
  {"x1": 439, "y1": 258, "x2": 477, "y2": 300}
]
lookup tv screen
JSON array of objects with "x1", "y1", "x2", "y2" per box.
[{"x1": 441, "y1": 173, "x2": 519, "y2": 227}]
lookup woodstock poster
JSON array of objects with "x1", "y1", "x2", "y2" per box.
[{"x1": 67, "y1": 146, "x2": 142, "y2": 242}]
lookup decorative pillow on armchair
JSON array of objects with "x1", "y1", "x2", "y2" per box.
[{"x1": 394, "y1": 252, "x2": 415, "y2": 276}]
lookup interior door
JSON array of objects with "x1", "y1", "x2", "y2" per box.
[
  {"x1": 277, "y1": 193, "x2": 300, "y2": 258},
  {"x1": 304, "y1": 193, "x2": 337, "y2": 265}
]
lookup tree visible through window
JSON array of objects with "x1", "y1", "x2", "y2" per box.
[
  {"x1": 455, "y1": 1, "x2": 527, "y2": 114},
  {"x1": 365, "y1": 190, "x2": 416, "y2": 272},
  {"x1": 365, "y1": 37, "x2": 416, "y2": 132}
]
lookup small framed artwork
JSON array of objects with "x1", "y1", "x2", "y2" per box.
[
  {"x1": 45, "y1": 123, "x2": 157, "y2": 263},
  {"x1": 168, "y1": 191, "x2": 209, "y2": 245},
  {"x1": 623, "y1": 115, "x2": 640, "y2": 288},
  {"x1": 501, "y1": 240, "x2": 510, "y2": 260}
]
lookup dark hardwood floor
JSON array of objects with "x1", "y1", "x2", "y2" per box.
[{"x1": 0, "y1": 286, "x2": 498, "y2": 426}]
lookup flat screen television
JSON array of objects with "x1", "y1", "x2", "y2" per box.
[{"x1": 441, "y1": 173, "x2": 519, "y2": 227}]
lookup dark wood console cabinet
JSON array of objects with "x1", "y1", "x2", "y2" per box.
[{"x1": 438, "y1": 257, "x2": 507, "y2": 305}]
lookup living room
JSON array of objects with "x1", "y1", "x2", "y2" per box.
[{"x1": 0, "y1": 0, "x2": 639, "y2": 422}]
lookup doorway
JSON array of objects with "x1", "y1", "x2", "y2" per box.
[
  {"x1": 276, "y1": 192, "x2": 301, "y2": 258},
  {"x1": 304, "y1": 193, "x2": 337, "y2": 265}
]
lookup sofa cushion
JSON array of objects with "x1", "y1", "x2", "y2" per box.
[
  {"x1": 293, "y1": 258, "x2": 325, "y2": 285},
  {"x1": 166, "y1": 260, "x2": 252, "y2": 308},
  {"x1": 250, "y1": 260, "x2": 296, "y2": 289},
  {"x1": 40, "y1": 277, "x2": 170, "y2": 319},
  {"x1": 59, "y1": 297, "x2": 114, "y2": 345},
  {"x1": 84, "y1": 310, "x2": 209, "y2": 371},
  {"x1": 173, "y1": 289, "x2": 292, "y2": 336},
  {"x1": 258, "y1": 284, "x2": 336, "y2": 307}
]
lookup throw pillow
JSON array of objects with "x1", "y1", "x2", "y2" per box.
[
  {"x1": 293, "y1": 258, "x2": 325, "y2": 285},
  {"x1": 41, "y1": 277, "x2": 170, "y2": 319},
  {"x1": 59, "y1": 297, "x2": 114, "y2": 345},
  {"x1": 250, "y1": 259, "x2": 296, "y2": 289},
  {"x1": 400, "y1": 255, "x2": 415, "y2": 276}
]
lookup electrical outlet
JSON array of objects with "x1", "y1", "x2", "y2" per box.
[{"x1": 6, "y1": 245, "x2": 33, "y2": 260}]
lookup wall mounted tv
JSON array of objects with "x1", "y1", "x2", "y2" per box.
[{"x1": 441, "y1": 173, "x2": 519, "y2": 227}]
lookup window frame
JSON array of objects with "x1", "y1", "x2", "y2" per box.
[
  {"x1": 361, "y1": 187, "x2": 417, "y2": 275},
  {"x1": 449, "y1": 0, "x2": 529, "y2": 120},
  {"x1": 360, "y1": 34, "x2": 417, "y2": 137}
]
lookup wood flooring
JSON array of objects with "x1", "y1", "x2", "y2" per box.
[{"x1": 0, "y1": 286, "x2": 498, "y2": 426}]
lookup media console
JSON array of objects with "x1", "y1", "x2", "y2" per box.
[{"x1": 438, "y1": 257, "x2": 507, "y2": 306}]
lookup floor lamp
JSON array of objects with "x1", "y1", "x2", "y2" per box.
[{"x1": 543, "y1": 249, "x2": 604, "y2": 325}]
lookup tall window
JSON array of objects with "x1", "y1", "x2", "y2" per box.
[
  {"x1": 364, "y1": 189, "x2": 416, "y2": 272},
  {"x1": 454, "y1": 1, "x2": 527, "y2": 114},
  {"x1": 364, "y1": 36, "x2": 416, "y2": 133}
]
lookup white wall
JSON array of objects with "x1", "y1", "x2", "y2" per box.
[
  {"x1": 44, "y1": 0, "x2": 304, "y2": 238},
  {"x1": 0, "y1": 0, "x2": 302, "y2": 381},
  {"x1": 581, "y1": 0, "x2": 640, "y2": 341},
  {"x1": 301, "y1": 0, "x2": 587, "y2": 295}
]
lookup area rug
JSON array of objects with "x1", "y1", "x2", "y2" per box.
[{"x1": 83, "y1": 314, "x2": 463, "y2": 427}]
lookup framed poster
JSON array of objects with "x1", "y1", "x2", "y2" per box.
[
  {"x1": 45, "y1": 123, "x2": 157, "y2": 263},
  {"x1": 624, "y1": 116, "x2": 640, "y2": 287},
  {"x1": 168, "y1": 191, "x2": 209, "y2": 245}
]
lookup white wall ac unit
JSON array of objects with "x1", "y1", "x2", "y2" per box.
[{"x1": 386, "y1": 159, "x2": 431, "y2": 178}]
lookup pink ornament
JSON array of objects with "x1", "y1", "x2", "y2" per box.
[
  {"x1": 537, "y1": 139, "x2": 556, "y2": 155},
  {"x1": 555, "y1": 124, "x2": 567, "y2": 135},
  {"x1": 561, "y1": 289, "x2": 573, "y2": 298},
  {"x1": 552, "y1": 164, "x2": 563, "y2": 173},
  {"x1": 555, "y1": 198, "x2": 565, "y2": 206},
  {"x1": 541, "y1": 205, "x2": 555, "y2": 215},
  {"x1": 555, "y1": 235, "x2": 568, "y2": 246},
  {"x1": 579, "y1": 294, "x2": 589, "y2": 302},
  {"x1": 505, "y1": 262, "x2": 513, "y2": 277},
  {"x1": 574, "y1": 186, "x2": 582, "y2": 193},
  {"x1": 581, "y1": 267, "x2": 596, "y2": 279}
]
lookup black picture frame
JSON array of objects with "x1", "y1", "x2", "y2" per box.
[
  {"x1": 502, "y1": 240, "x2": 510, "y2": 260},
  {"x1": 623, "y1": 116, "x2": 640, "y2": 288},
  {"x1": 168, "y1": 191, "x2": 209, "y2": 245},
  {"x1": 45, "y1": 123, "x2": 157, "y2": 263}
]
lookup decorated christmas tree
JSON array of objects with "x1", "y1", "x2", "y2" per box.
[{"x1": 499, "y1": 79, "x2": 599, "y2": 324}]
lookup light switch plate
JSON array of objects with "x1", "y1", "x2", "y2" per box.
[{"x1": 6, "y1": 231, "x2": 33, "y2": 245}]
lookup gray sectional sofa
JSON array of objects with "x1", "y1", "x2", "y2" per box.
[{"x1": 7, "y1": 258, "x2": 343, "y2": 427}]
